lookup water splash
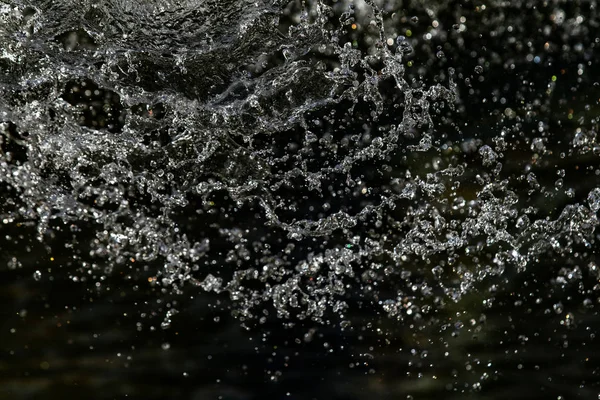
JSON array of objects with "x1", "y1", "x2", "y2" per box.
[{"x1": 2, "y1": 2, "x2": 600, "y2": 389}]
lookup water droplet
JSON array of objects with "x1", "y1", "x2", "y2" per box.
[
  {"x1": 553, "y1": 302, "x2": 564, "y2": 314},
  {"x1": 479, "y1": 145, "x2": 497, "y2": 166},
  {"x1": 588, "y1": 188, "x2": 600, "y2": 212}
]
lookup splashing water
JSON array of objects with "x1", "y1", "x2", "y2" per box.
[{"x1": 2, "y1": 0, "x2": 600, "y2": 396}]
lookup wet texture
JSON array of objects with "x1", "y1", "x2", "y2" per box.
[{"x1": 1, "y1": 0, "x2": 600, "y2": 399}]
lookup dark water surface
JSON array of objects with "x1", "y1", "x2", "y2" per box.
[{"x1": 1, "y1": 0, "x2": 600, "y2": 399}]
